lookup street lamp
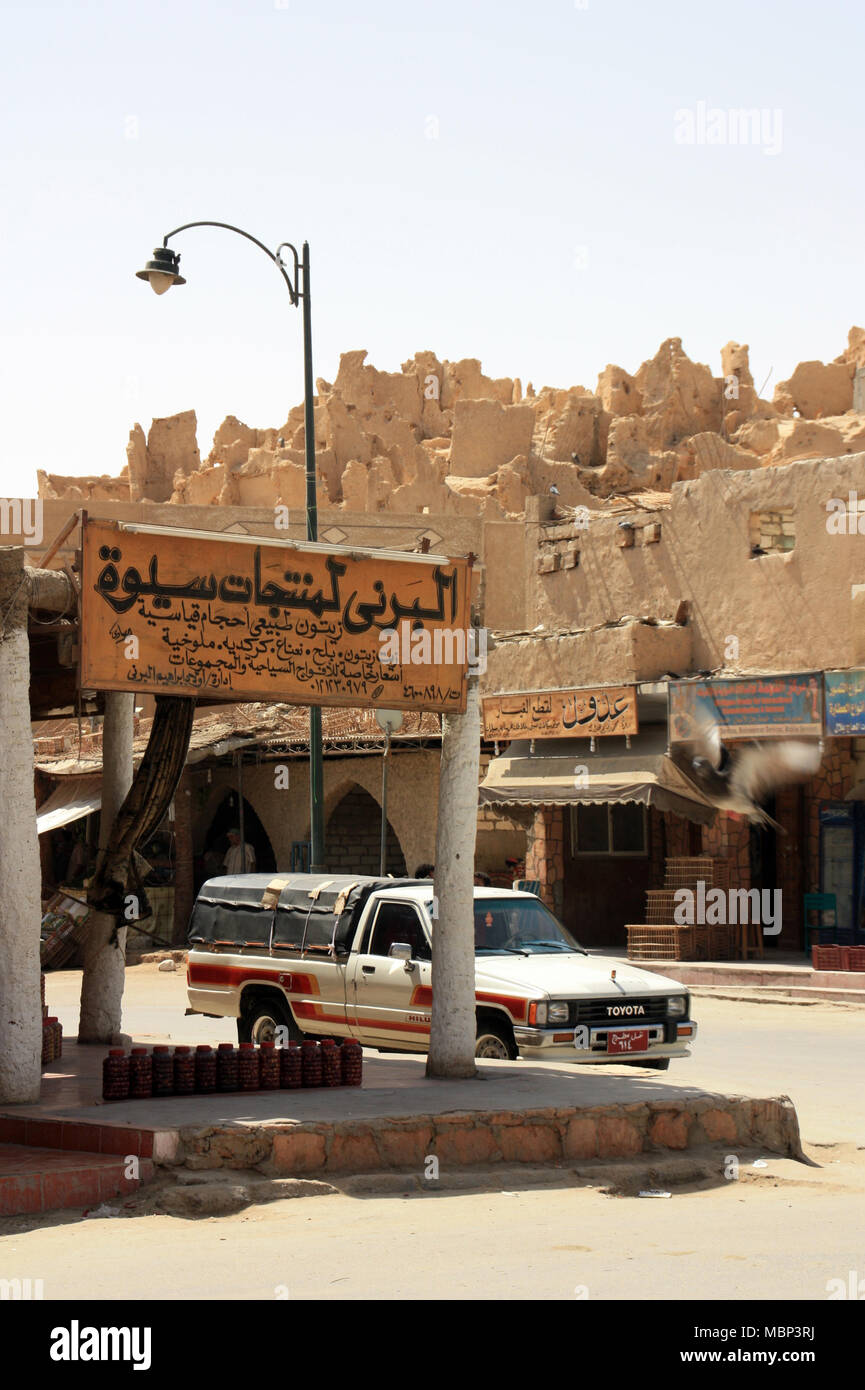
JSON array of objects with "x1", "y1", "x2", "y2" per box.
[{"x1": 136, "y1": 220, "x2": 326, "y2": 870}]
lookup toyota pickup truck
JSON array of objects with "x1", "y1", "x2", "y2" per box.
[{"x1": 186, "y1": 873, "x2": 697, "y2": 1067}]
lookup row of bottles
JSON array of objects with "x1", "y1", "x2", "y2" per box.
[{"x1": 102, "y1": 1038, "x2": 363, "y2": 1101}]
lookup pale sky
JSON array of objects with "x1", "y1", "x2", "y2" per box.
[{"x1": 1, "y1": 0, "x2": 862, "y2": 497}]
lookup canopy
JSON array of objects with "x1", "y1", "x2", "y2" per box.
[
  {"x1": 479, "y1": 727, "x2": 717, "y2": 825},
  {"x1": 188, "y1": 873, "x2": 424, "y2": 953},
  {"x1": 36, "y1": 776, "x2": 102, "y2": 835}
]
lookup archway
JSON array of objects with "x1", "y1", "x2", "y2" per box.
[
  {"x1": 325, "y1": 784, "x2": 406, "y2": 877},
  {"x1": 199, "y1": 792, "x2": 276, "y2": 889}
]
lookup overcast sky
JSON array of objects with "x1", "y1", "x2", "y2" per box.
[{"x1": 1, "y1": 0, "x2": 862, "y2": 497}]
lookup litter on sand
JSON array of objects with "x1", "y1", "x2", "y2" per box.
[
  {"x1": 83, "y1": 1204, "x2": 121, "y2": 1219},
  {"x1": 752, "y1": 1160, "x2": 769, "y2": 1169},
  {"x1": 637, "y1": 1189, "x2": 672, "y2": 1199}
]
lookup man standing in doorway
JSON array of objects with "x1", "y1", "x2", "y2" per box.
[{"x1": 223, "y1": 828, "x2": 256, "y2": 875}]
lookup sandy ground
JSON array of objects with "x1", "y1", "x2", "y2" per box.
[
  {"x1": 3, "y1": 969, "x2": 860, "y2": 1301},
  {"x1": 2, "y1": 1146, "x2": 863, "y2": 1301}
]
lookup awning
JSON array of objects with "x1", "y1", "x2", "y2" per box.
[
  {"x1": 479, "y1": 727, "x2": 717, "y2": 825},
  {"x1": 36, "y1": 776, "x2": 102, "y2": 834}
]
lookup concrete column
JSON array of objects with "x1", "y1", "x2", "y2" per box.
[
  {"x1": 426, "y1": 679, "x2": 481, "y2": 1079},
  {"x1": 172, "y1": 767, "x2": 194, "y2": 945},
  {"x1": 78, "y1": 690, "x2": 134, "y2": 1042},
  {"x1": 0, "y1": 547, "x2": 42, "y2": 1102}
]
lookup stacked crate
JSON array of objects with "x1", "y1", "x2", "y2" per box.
[{"x1": 626, "y1": 856, "x2": 734, "y2": 962}]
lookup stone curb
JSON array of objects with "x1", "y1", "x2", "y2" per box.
[{"x1": 166, "y1": 1092, "x2": 803, "y2": 1178}]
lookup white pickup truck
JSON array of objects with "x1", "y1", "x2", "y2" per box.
[{"x1": 186, "y1": 873, "x2": 697, "y2": 1067}]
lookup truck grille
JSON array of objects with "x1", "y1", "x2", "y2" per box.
[{"x1": 572, "y1": 997, "x2": 669, "y2": 1027}]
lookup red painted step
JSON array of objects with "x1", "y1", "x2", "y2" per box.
[
  {"x1": 0, "y1": 1142, "x2": 153, "y2": 1216},
  {"x1": 0, "y1": 1114, "x2": 155, "y2": 1157}
]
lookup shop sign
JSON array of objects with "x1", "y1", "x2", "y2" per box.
[
  {"x1": 80, "y1": 518, "x2": 472, "y2": 713},
  {"x1": 825, "y1": 669, "x2": 865, "y2": 735},
  {"x1": 669, "y1": 674, "x2": 822, "y2": 741},
  {"x1": 482, "y1": 686, "x2": 638, "y2": 740}
]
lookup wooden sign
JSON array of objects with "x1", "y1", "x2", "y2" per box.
[
  {"x1": 80, "y1": 519, "x2": 472, "y2": 713},
  {"x1": 482, "y1": 686, "x2": 638, "y2": 740}
]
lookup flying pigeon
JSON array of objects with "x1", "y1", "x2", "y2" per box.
[{"x1": 670, "y1": 711, "x2": 822, "y2": 828}]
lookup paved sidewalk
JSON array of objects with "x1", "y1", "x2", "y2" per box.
[{"x1": 594, "y1": 949, "x2": 865, "y2": 1002}]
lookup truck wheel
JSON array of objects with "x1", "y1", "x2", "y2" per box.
[
  {"x1": 237, "y1": 995, "x2": 301, "y2": 1046},
  {"x1": 475, "y1": 1020, "x2": 517, "y2": 1060}
]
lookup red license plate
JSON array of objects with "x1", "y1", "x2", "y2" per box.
[{"x1": 607, "y1": 1028, "x2": 649, "y2": 1054}]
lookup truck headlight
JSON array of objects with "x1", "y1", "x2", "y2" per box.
[
  {"x1": 532, "y1": 1002, "x2": 548, "y2": 1026},
  {"x1": 547, "y1": 1002, "x2": 570, "y2": 1023},
  {"x1": 667, "y1": 995, "x2": 688, "y2": 1017}
]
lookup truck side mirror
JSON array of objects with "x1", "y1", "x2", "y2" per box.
[{"x1": 388, "y1": 941, "x2": 413, "y2": 962}]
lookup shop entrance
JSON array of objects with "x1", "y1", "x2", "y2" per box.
[
  {"x1": 564, "y1": 803, "x2": 650, "y2": 948},
  {"x1": 199, "y1": 794, "x2": 276, "y2": 890}
]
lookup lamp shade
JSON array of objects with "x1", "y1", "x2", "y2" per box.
[{"x1": 135, "y1": 246, "x2": 186, "y2": 293}]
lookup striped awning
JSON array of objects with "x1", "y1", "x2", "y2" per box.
[{"x1": 479, "y1": 727, "x2": 717, "y2": 825}]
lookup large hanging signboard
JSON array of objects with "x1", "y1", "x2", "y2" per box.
[
  {"x1": 825, "y1": 669, "x2": 865, "y2": 735},
  {"x1": 80, "y1": 519, "x2": 472, "y2": 713},
  {"x1": 669, "y1": 674, "x2": 822, "y2": 742},
  {"x1": 482, "y1": 686, "x2": 638, "y2": 740}
]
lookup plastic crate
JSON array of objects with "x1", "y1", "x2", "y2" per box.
[
  {"x1": 841, "y1": 946, "x2": 865, "y2": 972},
  {"x1": 811, "y1": 945, "x2": 845, "y2": 971},
  {"x1": 626, "y1": 924, "x2": 696, "y2": 961}
]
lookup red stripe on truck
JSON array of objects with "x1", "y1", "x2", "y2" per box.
[
  {"x1": 191, "y1": 960, "x2": 526, "y2": 1023},
  {"x1": 188, "y1": 961, "x2": 318, "y2": 994}
]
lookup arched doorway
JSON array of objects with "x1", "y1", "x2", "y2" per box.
[
  {"x1": 325, "y1": 785, "x2": 406, "y2": 877},
  {"x1": 198, "y1": 793, "x2": 276, "y2": 890}
]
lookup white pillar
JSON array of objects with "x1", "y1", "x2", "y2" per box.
[
  {"x1": 78, "y1": 690, "x2": 135, "y2": 1042},
  {"x1": 426, "y1": 678, "x2": 480, "y2": 1079},
  {"x1": 0, "y1": 548, "x2": 42, "y2": 1102}
]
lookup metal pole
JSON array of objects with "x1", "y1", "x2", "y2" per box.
[
  {"x1": 380, "y1": 727, "x2": 391, "y2": 876},
  {"x1": 303, "y1": 241, "x2": 325, "y2": 872},
  {"x1": 237, "y1": 753, "x2": 245, "y2": 860}
]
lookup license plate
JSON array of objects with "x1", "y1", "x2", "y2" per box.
[{"x1": 607, "y1": 1028, "x2": 649, "y2": 1054}]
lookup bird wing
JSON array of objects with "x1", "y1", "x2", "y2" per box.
[
  {"x1": 673, "y1": 708, "x2": 723, "y2": 769},
  {"x1": 729, "y1": 740, "x2": 822, "y2": 806}
]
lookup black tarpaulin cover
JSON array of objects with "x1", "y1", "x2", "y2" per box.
[{"x1": 188, "y1": 873, "x2": 423, "y2": 953}]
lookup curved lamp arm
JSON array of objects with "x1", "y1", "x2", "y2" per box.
[{"x1": 163, "y1": 221, "x2": 301, "y2": 305}]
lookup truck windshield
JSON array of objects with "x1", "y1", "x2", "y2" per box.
[{"x1": 425, "y1": 896, "x2": 586, "y2": 955}]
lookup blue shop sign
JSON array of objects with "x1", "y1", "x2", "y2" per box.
[{"x1": 825, "y1": 669, "x2": 865, "y2": 736}]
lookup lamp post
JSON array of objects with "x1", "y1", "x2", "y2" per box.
[{"x1": 136, "y1": 223, "x2": 326, "y2": 870}]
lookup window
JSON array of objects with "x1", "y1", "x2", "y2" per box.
[
  {"x1": 571, "y1": 803, "x2": 647, "y2": 856},
  {"x1": 363, "y1": 901, "x2": 431, "y2": 960},
  {"x1": 749, "y1": 509, "x2": 795, "y2": 555},
  {"x1": 469, "y1": 896, "x2": 584, "y2": 955}
]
